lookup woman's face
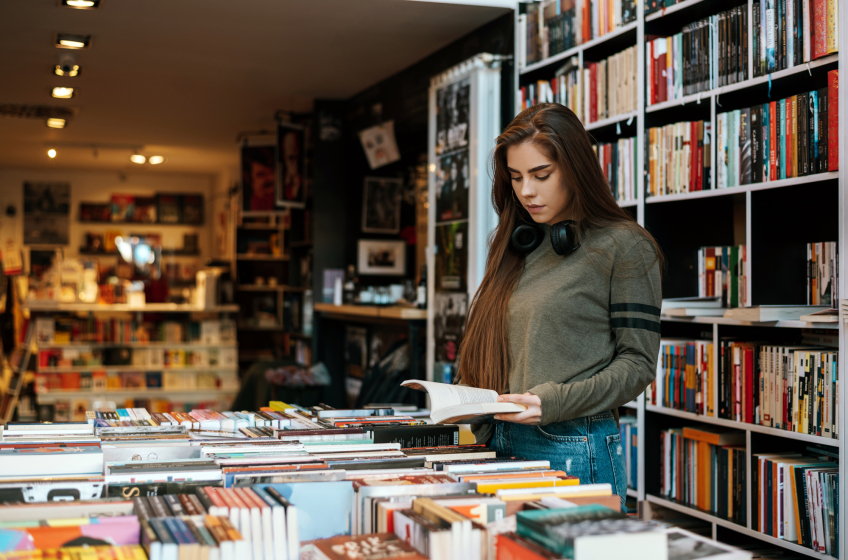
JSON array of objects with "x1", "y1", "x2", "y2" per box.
[{"x1": 507, "y1": 142, "x2": 571, "y2": 225}]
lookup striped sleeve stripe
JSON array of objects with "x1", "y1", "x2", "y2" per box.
[
  {"x1": 610, "y1": 317, "x2": 661, "y2": 334},
  {"x1": 609, "y1": 303, "x2": 661, "y2": 316}
]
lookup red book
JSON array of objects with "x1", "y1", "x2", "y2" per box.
[
  {"x1": 744, "y1": 346, "x2": 754, "y2": 424},
  {"x1": 497, "y1": 533, "x2": 553, "y2": 560},
  {"x1": 690, "y1": 121, "x2": 697, "y2": 191},
  {"x1": 583, "y1": 0, "x2": 591, "y2": 44},
  {"x1": 657, "y1": 44, "x2": 668, "y2": 103},
  {"x1": 785, "y1": 98, "x2": 793, "y2": 178},
  {"x1": 813, "y1": 0, "x2": 827, "y2": 59},
  {"x1": 589, "y1": 63, "x2": 598, "y2": 122},
  {"x1": 828, "y1": 70, "x2": 839, "y2": 170},
  {"x1": 769, "y1": 101, "x2": 777, "y2": 180}
]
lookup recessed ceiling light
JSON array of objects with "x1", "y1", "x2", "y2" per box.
[
  {"x1": 46, "y1": 118, "x2": 66, "y2": 128},
  {"x1": 54, "y1": 64, "x2": 80, "y2": 77},
  {"x1": 62, "y1": 0, "x2": 101, "y2": 8},
  {"x1": 148, "y1": 155, "x2": 165, "y2": 165},
  {"x1": 51, "y1": 87, "x2": 75, "y2": 99},
  {"x1": 130, "y1": 154, "x2": 146, "y2": 164},
  {"x1": 56, "y1": 33, "x2": 91, "y2": 49},
  {"x1": 48, "y1": 149, "x2": 57, "y2": 158}
]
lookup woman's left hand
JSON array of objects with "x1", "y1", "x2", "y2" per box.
[{"x1": 494, "y1": 392, "x2": 542, "y2": 425}]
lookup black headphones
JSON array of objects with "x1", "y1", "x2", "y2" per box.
[{"x1": 511, "y1": 220, "x2": 580, "y2": 256}]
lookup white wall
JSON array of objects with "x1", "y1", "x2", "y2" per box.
[{"x1": 0, "y1": 167, "x2": 216, "y2": 271}]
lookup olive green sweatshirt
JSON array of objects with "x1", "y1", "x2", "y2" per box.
[{"x1": 474, "y1": 223, "x2": 662, "y2": 441}]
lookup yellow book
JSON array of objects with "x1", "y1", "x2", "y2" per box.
[
  {"x1": 498, "y1": 488, "x2": 612, "y2": 502},
  {"x1": 476, "y1": 478, "x2": 580, "y2": 493},
  {"x1": 269, "y1": 401, "x2": 295, "y2": 411}
]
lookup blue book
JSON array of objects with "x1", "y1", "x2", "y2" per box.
[
  {"x1": 260, "y1": 481, "x2": 354, "y2": 541},
  {"x1": 810, "y1": 90, "x2": 819, "y2": 171},
  {"x1": 762, "y1": 103, "x2": 770, "y2": 181},
  {"x1": 766, "y1": 0, "x2": 776, "y2": 71}
]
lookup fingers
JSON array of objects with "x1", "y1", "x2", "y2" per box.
[
  {"x1": 497, "y1": 392, "x2": 541, "y2": 406},
  {"x1": 494, "y1": 408, "x2": 541, "y2": 424}
]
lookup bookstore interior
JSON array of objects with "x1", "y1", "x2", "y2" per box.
[{"x1": 0, "y1": 0, "x2": 844, "y2": 558}]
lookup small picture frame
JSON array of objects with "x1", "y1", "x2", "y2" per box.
[
  {"x1": 276, "y1": 122, "x2": 307, "y2": 208},
  {"x1": 357, "y1": 239, "x2": 406, "y2": 276},
  {"x1": 361, "y1": 177, "x2": 402, "y2": 234}
]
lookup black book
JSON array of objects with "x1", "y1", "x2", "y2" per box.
[
  {"x1": 799, "y1": 93, "x2": 808, "y2": 175},
  {"x1": 370, "y1": 424, "x2": 459, "y2": 448},
  {"x1": 817, "y1": 87, "x2": 828, "y2": 173},
  {"x1": 740, "y1": 6, "x2": 748, "y2": 82},
  {"x1": 795, "y1": 0, "x2": 803, "y2": 66},
  {"x1": 779, "y1": 0, "x2": 786, "y2": 70},
  {"x1": 682, "y1": 24, "x2": 689, "y2": 97},
  {"x1": 740, "y1": 107, "x2": 752, "y2": 184},
  {"x1": 751, "y1": 105, "x2": 762, "y2": 183},
  {"x1": 717, "y1": 447, "x2": 727, "y2": 518},
  {"x1": 753, "y1": 3, "x2": 761, "y2": 77},
  {"x1": 775, "y1": 98, "x2": 783, "y2": 179},
  {"x1": 718, "y1": 340, "x2": 727, "y2": 419},
  {"x1": 728, "y1": 9, "x2": 736, "y2": 85},
  {"x1": 795, "y1": 465, "x2": 812, "y2": 546},
  {"x1": 718, "y1": 12, "x2": 725, "y2": 87}
]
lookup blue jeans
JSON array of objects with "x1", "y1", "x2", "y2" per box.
[{"x1": 489, "y1": 411, "x2": 627, "y2": 510}]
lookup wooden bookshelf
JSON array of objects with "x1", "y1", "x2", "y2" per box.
[
  {"x1": 515, "y1": 0, "x2": 845, "y2": 556},
  {"x1": 23, "y1": 302, "x2": 239, "y2": 313}
]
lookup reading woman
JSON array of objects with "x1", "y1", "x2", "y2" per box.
[{"x1": 458, "y1": 103, "x2": 662, "y2": 508}]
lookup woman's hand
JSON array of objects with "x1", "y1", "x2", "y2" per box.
[{"x1": 494, "y1": 392, "x2": 542, "y2": 425}]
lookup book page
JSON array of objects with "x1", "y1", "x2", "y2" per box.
[{"x1": 401, "y1": 380, "x2": 498, "y2": 412}]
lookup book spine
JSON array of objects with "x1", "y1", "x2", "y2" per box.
[{"x1": 828, "y1": 70, "x2": 838, "y2": 171}]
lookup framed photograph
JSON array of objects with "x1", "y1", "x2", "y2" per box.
[
  {"x1": 361, "y1": 177, "x2": 402, "y2": 234},
  {"x1": 357, "y1": 239, "x2": 406, "y2": 276},
  {"x1": 241, "y1": 143, "x2": 277, "y2": 212},
  {"x1": 23, "y1": 182, "x2": 70, "y2": 245},
  {"x1": 276, "y1": 122, "x2": 306, "y2": 208}
]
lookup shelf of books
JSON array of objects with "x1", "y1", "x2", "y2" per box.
[
  {"x1": 22, "y1": 305, "x2": 239, "y2": 421},
  {"x1": 517, "y1": 0, "x2": 843, "y2": 555}
]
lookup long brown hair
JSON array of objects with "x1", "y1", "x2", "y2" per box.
[{"x1": 457, "y1": 103, "x2": 662, "y2": 394}]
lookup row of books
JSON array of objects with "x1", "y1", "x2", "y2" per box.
[
  {"x1": 716, "y1": 72, "x2": 839, "y2": 191},
  {"x1": 807, "y1": 241, "x2": 838, "y2": 306},
  {"x1": 0, "y1": 545, "x2": 147, "y2": 560},
  {"x1": 753, "y1": 451, "x2": 838, "y2": 555},
  {"x1": 79, "y1": 193, "x2": 203, "y2": 225},
  {"x1": 0, "y1": 399, "x2": 756, "y2": 560},
  {"x1": 646, "y1": 7, "x2": 748, "y2": 106},
  {"x1": 37, "y1": 347, "x2": 238, "y2": 370},
  {"x1": 594, "y1": 137, "x2": 637, "y2": 203},
  {"x1": 649, "y1": 339, "x2": 839, "y2": 439},
  {"x1": 660, "y1": 427, "x2": 747, "y2": 525},
  {"x1": 34, "y1": 317, "x2": 237, "y2": 346},
  {"x1": 645, "y1": 120, "x2": 712, "y2": 196},
  {"x1": 519, "y1": 0, "x2": 638, "y2": 68},
  {"x1": 517, "y1": 57, "x2": 581, "y2": 113},
  {"x1": 697, "y1": 245, "x2": 747, "y2": 308},
  {"x1": 35, "y1": 370, "x2": 238, "y2": 393},
  {"x1": 619, "y1": 415, "x2": 637, "y2": 490},
  {"x1": 751, "y1": 0, "x2": 839, "y2": 78}
]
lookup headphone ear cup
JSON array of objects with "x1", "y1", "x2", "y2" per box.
[
  {"x1": 511, "y1": 223, "x2": 544, "y2": 253},
  {"x1": 550, "y1": 221, "x2": 577, "y2": 256}
]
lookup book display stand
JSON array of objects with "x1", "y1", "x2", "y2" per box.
[{"x1": 517, "y1": 0, "x2": 844, "y2": 556}]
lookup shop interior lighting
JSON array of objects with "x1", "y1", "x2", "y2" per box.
[
  {"x1": 51, "y1": 87, "x2": 75, "y2": 99},
  {"x1": 46, "y1": 118, "x2": 66, "y2": 129},
  {"x1": 56, "y1": 34, "x2": 91, "y2": 49},
  {"x1": 148, "y1": 155, "x2": 165, "y2": 165},
  {"x1": 62, "y1": 0, "x2": 101, "y2": 8},
  {"x1": 130, "y1": 154, "x2": 146, "y2": 164},
  {"x1": 47, "y1": 149, "x2": 57, "y2": 158},
  {"x1": 55, "y1": 64, "x2": 80, "y2": 77}
]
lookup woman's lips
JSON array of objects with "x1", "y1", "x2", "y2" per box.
[{"x1": 527, "y1": 204, "x2": 545, "y2": 214}]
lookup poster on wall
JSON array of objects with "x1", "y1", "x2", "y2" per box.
[
  {"x1": 358, "y1": 120, "x2": 401, "y2": 170},
  {"x1": 241, "y1": 144, "x2": 276, "y2": 212},
  {"x1": 435, "y1": 78, "x2": 470, "y2": 157},
  {"x1": 361, "y1": 177, "x2": 402, "y2": 234},
  {"x1": 435, "y1": 149, "x2": 469, "y2": 222},
  {"x1": 433, "y1": 292, "x2": 468, "y2": 363},
  {"x1": 23, "y1": 182, "x2": 70, "y2": 245},
  {"x1": 276, "y1": 122, "x2": 306, "y2": 208},
  {"x1": 435, "y1": 221, "x2": 467, "y2": 292}
]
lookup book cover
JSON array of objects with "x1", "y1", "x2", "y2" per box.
[
  {"x1": 157, "y1": 194, "x2": 181, "y2": 224},
  {"x1": 739, "y1": 108, "x2": 752, "y2": 185},
  {"x1": 110, "y1": 195, "x2": 135, "y2": 222},
  {"x1": 817, "y1": 87, "x2": 828, "y2": 173},
  {"x1": 813, "y1": 0, "x2": 826, "y2": 58}
]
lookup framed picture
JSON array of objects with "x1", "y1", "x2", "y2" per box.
[
  {"x1": 276, "y1": 122, "x2": 306, "y2": 208},
  {"x1": 361, "y1": 177, "x2": 402, "y2": 234},
  {"x1": 241, "y1": 143, "x2": 277, "y2": 212},
  {"x1": 23, "y1": 182, "x2": 70, "y2": 245},
  {"x1": 357, "y1": 239, "x2": 406, "y2": 276}
]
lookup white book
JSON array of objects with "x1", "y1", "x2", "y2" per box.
[
  {"x1": 664, "y1": 308, "x2": 727, "y2": 317},
  {"x1": 400, "y1": 380, "x2": 526, "y2": 424},
  {"x1": 666, "y1": 527, "x2": 751, "y2": 559}
]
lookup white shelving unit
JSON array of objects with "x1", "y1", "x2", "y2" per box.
[{"x1": 515, "y1": 0, "x2": 845, "y2": 556}]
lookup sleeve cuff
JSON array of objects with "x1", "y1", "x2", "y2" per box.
[{"x1": 527, "y1": 382, "x2": 563, "y2": 426}]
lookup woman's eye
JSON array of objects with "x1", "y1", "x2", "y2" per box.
[
  {"x1": 536, "y1": 174, "x2": 551, "y2": 181},
  {"x1": 510, "y1": 176, "x2": 522, "y2": 182}
]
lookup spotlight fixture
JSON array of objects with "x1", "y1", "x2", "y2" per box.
[
  {"x1": 48, "y1": 149, "x2": 57, "y2": 158},
  {"x1": 46, "y1": 118, "x2": 66, "y2": 129},
  {"x1": 54, "y1": 64, "x2": 80, "y2": 77},
  {"x1": 148, "y1": 155, "x2": 165, "y2": 165},
  {"x1": 51, "y1": 87, "x2": 75, "y2": 99},
  {"x1": 61, "y1": 0, "x2": 101, "y2": 8},
  {"x1": 56, "y1": 33, "x2": 91, "y2": 50},
  {"x1": 130, "y1": 154, "x2": 146, "y2": 164}
]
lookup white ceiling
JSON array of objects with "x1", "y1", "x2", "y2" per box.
[{"x1": 0, "y1": 0, "x2": 511, "y2": 175}]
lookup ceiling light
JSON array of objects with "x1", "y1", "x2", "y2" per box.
[
  {"x1": 48, "y1": 149, "x2": 57, "y2": 158},
  {"x1": 56, "y1": 34, "x2": 91, "y2": 50},
  {"x1": 51, "y1": 87, "x2": 75, "y2": 99},
  {"x1": 130, "y1": 154, "x2": 146, "y2": 164},
  {"x1": 148, "y1": 155, "x2": 164, "y2": 165},
  {"x1": 54, "y1": 64, "x2": 80, "y2": 77},
  {"x1": 62, "y1": 0, "x2": 101, "y2": 8},
  {"x1": 46, "y1": 118, "x2": 66, "y2": 129}
]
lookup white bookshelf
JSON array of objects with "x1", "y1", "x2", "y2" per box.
[{"x1": 515, "y1": 0, "x2": 845, "y2": 556}]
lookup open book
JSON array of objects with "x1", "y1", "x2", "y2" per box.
[{"x1": 401, "y1": 380, "x2": 527, "y2": 424}]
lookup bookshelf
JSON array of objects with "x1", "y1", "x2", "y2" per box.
[{"x1": 516, "y1": 0, "x2": 844, "y2": 556}]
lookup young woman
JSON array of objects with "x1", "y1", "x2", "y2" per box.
[{"x1": 458, "y1": 103, "x2": 663, "y2": 506}]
